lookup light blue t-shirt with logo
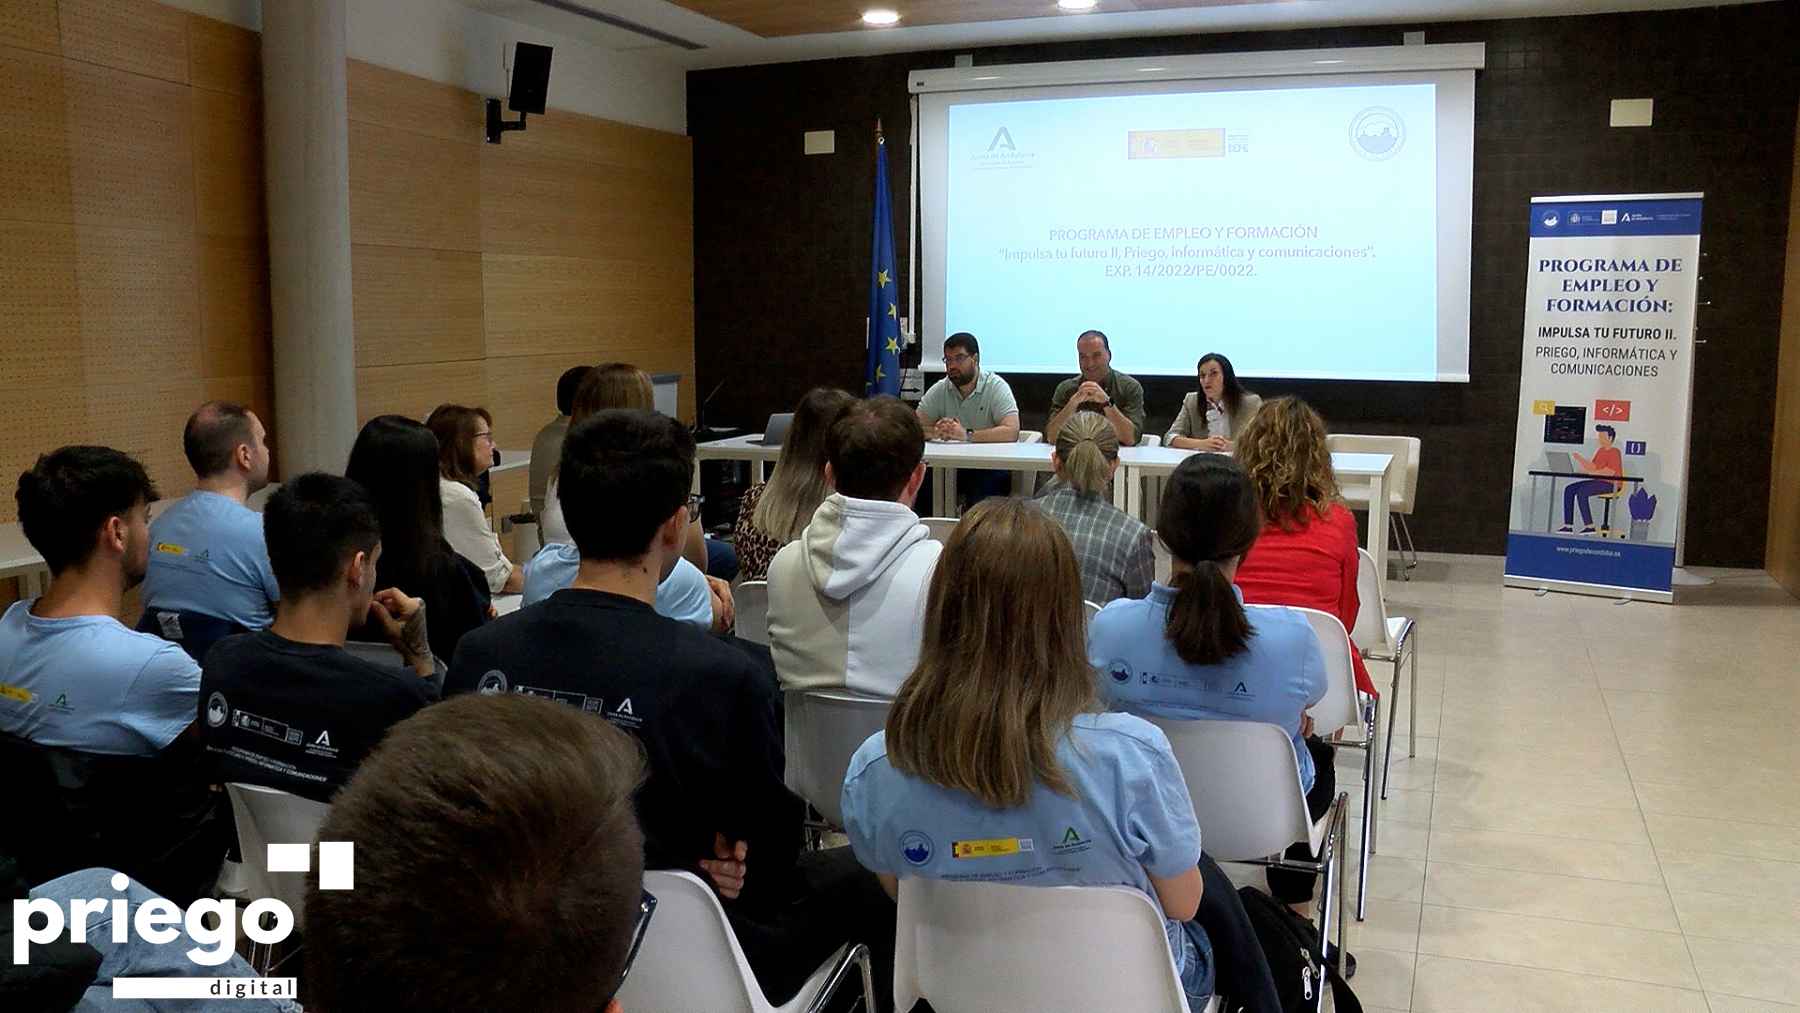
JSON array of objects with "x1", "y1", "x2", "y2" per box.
[
  {"x1": 842, "y1": 712, "x2": 1211, "y2": 1007},
  {"x1": 0, "y1": 601, "x2": 203, "y2": 755},
  {"x1": 142, "y1": 491, "x2": 279, "y2": 630},
  {"x1": 520, "y1": 543, "x2": 712, "y2": 628},
  {"x1": 1089, "y1": 584, "x2": 1328, "y2": 790}
]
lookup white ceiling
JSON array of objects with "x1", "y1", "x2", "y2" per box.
[{"x1": 459, "y1": 0, "x2": 1772, "y2": 69}]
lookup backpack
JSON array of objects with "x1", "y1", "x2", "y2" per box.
[{"x1": 1237, "y1": 886, "x2": 1361, "y2": 1013}]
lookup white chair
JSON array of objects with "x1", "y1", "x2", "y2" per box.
[
  {"x1": 784, "y1": 689, "x2": 891, "y2": 832},
  {"x1": 1017, "y1": 430, "x2": 1043, "y2": 444},
  {"x1": 1083, "y1": 599, "x2": 1102, "y2": 622},
  {"x1": 1147, "y1": 717, "x2": 1348, "y2": 1013},
  {"x1": 1276, "y1": 605, "x2": 1379, "y2": 922},
  {"x1": 1139, "y1": 434, "x2": 1162, "y2": 448},
  {"x1": 1352, "y1": 548, "x2": 1418, "y2": 804},
  {"x1": 511, "y1": 497, "x2": 542, "y2": 559},
  {"x1": 1152, "y1": 532, "x2": 1172, "y2": 584},
  {"x1": 895, "y1": 878, "x2": 1218, "y2": 1013},
  {"x1": 734, "y1": 579, "x2": 769, "y2": 646},
  {"x1": 620, "y1": 870, "x2": 874, "y2": 1013},
  {"x1": 920, "y1": 517, "x2": 959, "y2": 544},
  {"x1": 1327, "y1": 434, "x2": 1421, "y2": 578},
  {"x1": 1010, "y1": 431, "x2": 1044, "y2": 496},
  {"x1": 224, "y1": 783, "x2": 330, "y2": 973}
]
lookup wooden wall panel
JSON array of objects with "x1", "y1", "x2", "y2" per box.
[
  {"x1": 198, "y1": 235, "x2": 270, "y2": 379},
  {"x1": 186, "y1": 14, "x2": 257, "y2": 97},
  {"x1": 86, "y1": 376, "x2": 206, "y2": 496},
  {"x1": 352, "y1": 245, "x2": 485, "y2": 368},
  {"x1": 0, "y1": 45, "x2": 72, "y2": 224},
  {"x1": 57, "y1": 0, "x2": 188, "y2": 85},
  {"x1": 479, "y1": 146, "x2": 692, "y2": 261},
  {"x1": 0, "y1": 221, "x2": 83, "y2": 392},
  {"x1": 502, "y1": 108, "x2": 694, "y2": 174},
  {"x1": 74, "y1": 226, "x2": 201, "y2": 385},
  {"x1": 63, "y1": 60, "x2": 194, "y2": 232},
  {"x1": 356, "y1": 362, "x2": 488, "y2": 429},
  {"x1": 192, "y1": 87, "x2": 264, "y2": 239},
  {"x1": 348, "y1": 120, "x2": 481, "y2": 252},
  {"x1": 0, "y1": 387, "x2": 91, "y2": 521},
  {"x1": 347, "y1": 60, "x2": 482, "y2": 142},
  {"x1": 0, "y1": 0, "x2": 60, "y2": 55}
]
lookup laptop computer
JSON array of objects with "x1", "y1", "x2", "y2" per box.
[
  {"x1": 1544, "y1": 450, "x2": 1575, "y2": 473},
  {"x1": 752, "y1": 413, "x2": 794, "y2": 447}
]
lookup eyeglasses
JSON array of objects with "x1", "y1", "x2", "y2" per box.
[
  {"x1": 474, "y1": 431, "x2": 497, "y2": 445},
  {"x1": 612, "y1": 890, "x2": 658, "y2": 996},
  {"x1": 944, "y1": 353, "x2": 975, "y2": 365}
]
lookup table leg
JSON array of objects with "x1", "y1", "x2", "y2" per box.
[
  {"x1": 937, "y1": 466, "x2": 959, "y2": 517},
  {"x1": 752, "y1": 460, "x2": 768, "y2": 485},
  {"x1": 1367, "y1": 471, "x2": 1390, "y2": 590},
  {"x1": 1117, "y1": 464, "x2": 1134, "y2": 516}
]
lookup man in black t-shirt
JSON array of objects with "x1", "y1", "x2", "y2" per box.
[
  {"x1": 447, "y1": 409, "x2": 894, "y2": 1011},
  {"x1": 200, "y1": 473, "x2": 438, "y2": 803}
]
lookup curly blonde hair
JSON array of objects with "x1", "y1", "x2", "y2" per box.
[{"x1": 1232, "y1": 396, "x2": 1340, "y2": 531}]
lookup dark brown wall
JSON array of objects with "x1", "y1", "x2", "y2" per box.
[{"x1": 689, "y1": 2, "x2": 1800, "y2": 566}]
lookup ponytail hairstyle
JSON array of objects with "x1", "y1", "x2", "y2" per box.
[
  {"x1": 1156, "y1": 454, "x2": 1262, "y2": 665},
  {"x1": 1051, "y1": 412, "x2": 1119, "y2": 497}
]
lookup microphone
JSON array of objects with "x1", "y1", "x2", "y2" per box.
[{"x1": 695, "y1": 378, "x2": 727, "y2": 435}]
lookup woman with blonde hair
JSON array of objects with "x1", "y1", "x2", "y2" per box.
[
  {"x1": 1035, "y1": 412, "x2": 1154, "y2": 603},
  {"x1": 841, "y1": 497, "x2": 1215, "y2": 1011},
  {"x1": 1232, "y1": 396, "x2": 1376, "y2": 697},
  {"x1": 427, "y1": 404, "x2": 524, "y2": 595},
  {"x1": 733, "y1": 386, "x2": 855, "y2": 581}
]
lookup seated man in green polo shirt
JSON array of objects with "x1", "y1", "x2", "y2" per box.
[
  {"x1": 1045, "y1": 328, "x2": 1146, "y2": 446},
  {"x1": 915, "y1": 332, "x2": 1021, "y2": 509}
]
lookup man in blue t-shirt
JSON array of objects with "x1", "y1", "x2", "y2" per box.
[
  {"x1": 141, "y1": 401, "x2": 279, "y2": 635},
  {"x1": 2, "y1": 446, "x2": 200, "y2": 756}
]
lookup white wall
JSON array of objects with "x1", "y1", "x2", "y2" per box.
[{"x1": 160, "y1": 0, "x2": 687, "y2": 134}]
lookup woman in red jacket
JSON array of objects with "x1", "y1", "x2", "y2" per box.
[{"x1": 1232, "y1": 397, "x2": 1376, "y2": 697}]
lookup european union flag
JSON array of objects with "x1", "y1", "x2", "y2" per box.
[{"x1": 865, "y1": 122, "x2": 901, "y2": 396}]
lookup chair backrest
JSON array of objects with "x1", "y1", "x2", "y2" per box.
[
  {"x1": 784, "y1": 690, "x2": 892, "y2": 827},
  {"x1": 1017, "y1": 430, "x2": 1044, "y2": 445},
  {"x1": 920, "y1": 517, "x2": 958, "y2": 544},
  {"x1": 512, "y1": 497, "x2": 542, "y2": 558},
  {"x1": 895, "y1": 878, "x2": 1188, "y2": 1013},
  {"x1": 1152, "y1": 532, "x2": 1172, "y2": 584},
  {"x1": 1261, "y1": 604, "x2": 1357, "y2": 736},
  {"x1": 734, "y1": 579, "x2": 770, "y2": 646},
  {"x1": 245, "y1": 483, "x2": 281, "y2": 513},
  {"x1": 1324, "y1": 434, "x2": 1420, "y2": 512},
  {"x1": 133, "y1": 609, "x2": 249, "y2": 663},
  {"x1": 1351, "y1": 548, "x2": 1391, "y2": 653},
  {"x1": 1083, "y1": 599, "x2": 1102, "y2": 621},
  {"x1": 1144, "y1": 716, "x2": 1312, "y2": 862},
  {"x1": 618, "y1": 870, "x2": 765, "y2": 1013},
  {"x1": 1139, "y1": 434, "x2": 1162, "y2": 448},
  {"x1": 225, "y1": 783, "x2": 330, "y2": 922}
]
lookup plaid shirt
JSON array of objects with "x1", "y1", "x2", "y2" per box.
[{"x1": 1033, "y1": 486, "x2": 1156, "y2": 605}]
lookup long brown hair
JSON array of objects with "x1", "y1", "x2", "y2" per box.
[
  {"x1": 1156, "y1": 455, "x2": 1262, "y2": 665},
  {"x1": 425, "y1": 404, "x2": 492, "y2": 489},
  {"x1": 571, "y1": 362, "x2": 654, "y2": 422},
  {"x1": 1233, "y1": 396, "x2": 1341, "y2": 532},
  {"x1": 1052, "y1": 412, "x2": 1119, "y2": 496},
  {"x1": 885, "y1": 498, "x2": 1096, "y2": 809},
  {"x1": 752, "y1": 387, "x2": 855, "y2": 542}
]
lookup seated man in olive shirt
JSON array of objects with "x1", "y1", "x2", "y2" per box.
[{"x1": 1045, "y1": 328, "x2": 1146, "y2": 446}]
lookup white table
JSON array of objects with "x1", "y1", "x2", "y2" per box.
[
  {"x1": 0, "y1": 522, "x2": 48, "y2": 597},
  {"x1": 493, "y1": 449, "x2": 531, "y2": 475}
]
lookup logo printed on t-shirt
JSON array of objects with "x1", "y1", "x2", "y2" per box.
[
  {"x1": 314, "y1": 730, "x2": 331, "y2": 748},
  {"x1": 1105, "y1": 658, "x2": 1133, "y2": 684},
  {"x1": 607, "y1": 696, "x2": 643, "y2": 730},
  {"x1": 154, "y1": 542, "x2": 187, "y2": 556},
  {"x1": 1052, "y1": 826, "x2": 1092, "y2": 857},
  {"x1": 476, "y1": 671, "x2": 509, "y2": 695},
  {"x1": 0, "y1": 682, "x2": 33, "y2": 704},
  {"x1": 900, "y1": 830, "x2": 935, "y2": 867},
  {"x1": 205, "y1": 692, "x2": 229, "y2": 728},
  {"x1": 952, "y1": 837, "x2": 1033, "y2": 860},
  {"x1": 1232, "y1": 681, "x2": 1253, "y2": 698},
  {"x1": 49, "y1": 692, "x2": 73, "y2": 713}
]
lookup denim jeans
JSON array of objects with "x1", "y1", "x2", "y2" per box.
[
  {"x1": 1562, "y1": 478, "x2": 1615, "y2": 527},
  {"x1": 28, "y1": 869, "x2": 303, "y2": 1012}
]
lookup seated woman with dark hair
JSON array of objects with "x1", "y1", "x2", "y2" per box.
[
  {"x1": 347, "y1": 415, "x2": 491, "y2": 663},
  {"x1": 1088, "y1": 454, "x2": 1330, "y2": 915},
  {"x1": 1232, "y1": 396, "x2": 1376, "y2": 698}
]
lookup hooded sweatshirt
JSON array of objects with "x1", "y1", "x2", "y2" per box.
[{"x1": 766, "y1": 493, "x2": 942, "y2": 697}]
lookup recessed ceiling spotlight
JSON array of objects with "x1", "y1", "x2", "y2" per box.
[
  {"x1": 1058, "y1": 0, "x2": 1099, "y2": 9},
  {"x1": 862, "y1": 9, "x2": 901, "y2": 25}
]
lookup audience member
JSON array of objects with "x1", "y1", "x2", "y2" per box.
[
  {"x1": 915, "y1": 332, "x2": 1020, "y2": 507},
  {"x1": 1036, "y1": 412, "x2": 1154, "y2": 604},
  {"x1": 1234, "y1": 396, "x2": 1376, "y2": 696},
  {"x1": 446, "y1": 410, "x2": 891, "y2": 1007},
  {"x1": 530, "y1": 365, "x2": 591, "y2": 518},
  {"x1": 1088, "y1": 454, "x2": 1330, "y2": 912},
  {"x1": 841, "y1": 497, "x2": 1213, "y2": 1011},
  {"x1": 767, "y1": 396, "x2": 940, "y2": 697},
  {"x1": 199, "y1": 473, "x2": 438, "y2": 803},
  {"x1": 540, "y1": 362, "x2": 716, "y2": 575},
  {"x1": 139, "y1": 402, "x2": 278, "y2": 648},
  {"x1": 1045, "y1": 329, "x2": 1146, "y2": 445},
  {"x1": 427, "y1": 404, "x2": 524, "y2": 595},
  {"x1": 734, "y1": 386, "x2": 855, "y2": 582},
  {"x1": 520, "y1": 540, "x2": 732, "y2": 634},
  {"x1": 345, "y1": 416, "x2": 490, "y2": 662},
  {"x1": 1165, "y1": 353, "x2": 1263, "y2": 453},
  {"x1": 2, "y1": 447, "x2": 223, "y2": 902},
  {"x1": 302, "y1": 693, "x2": 648, "y2": 1013}
]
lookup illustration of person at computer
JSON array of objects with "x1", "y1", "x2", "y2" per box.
[{"x1": 1558, "y1": 424, "x2": 1624, "y2": 534}]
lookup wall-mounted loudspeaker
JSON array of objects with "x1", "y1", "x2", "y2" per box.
[{"x1": 486, "y1": 42, "x2": 554, "y2": 143}]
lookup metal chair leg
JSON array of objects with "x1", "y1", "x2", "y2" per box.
[
  {"x1": 1389, "y1": 515, "x2": 1410, "y2": 580},
  {"x1": 1408, "y1": 629, "x2": 1420, "y2": 759},
  {"x1": 1357, "y1": 701, "x2": 1376, "y2": 921},
  {"x1": 1380, "y1": 656, "x2": 1402, "y2": 801},
  {"x1": 1397, "y1": 514, "x2": 1418, "y2": 569}
]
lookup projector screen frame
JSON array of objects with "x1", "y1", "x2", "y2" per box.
[{"x1": 908, "y1": 43, "x2": 1485, "y2": 382}]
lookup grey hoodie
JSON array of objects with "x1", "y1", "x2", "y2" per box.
[{"x1": 766, "y1": 493, "x2": 942, "y2": 697}]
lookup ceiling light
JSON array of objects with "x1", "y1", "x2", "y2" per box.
[
  {"x1": 1058, "y1": 0, "x2": 1099, "y2": 9},
  {"x1": 861, "y1": 9, "x2": 900, "y2": 25}
]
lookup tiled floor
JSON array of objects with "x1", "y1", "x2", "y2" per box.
[{"x1": 1273, "y1": 553, "x2": 1800, "y2": 1013}]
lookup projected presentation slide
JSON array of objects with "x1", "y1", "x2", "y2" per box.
[{"x1": 940, "y1": 82, "x2": 1445, "y2": 380}]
